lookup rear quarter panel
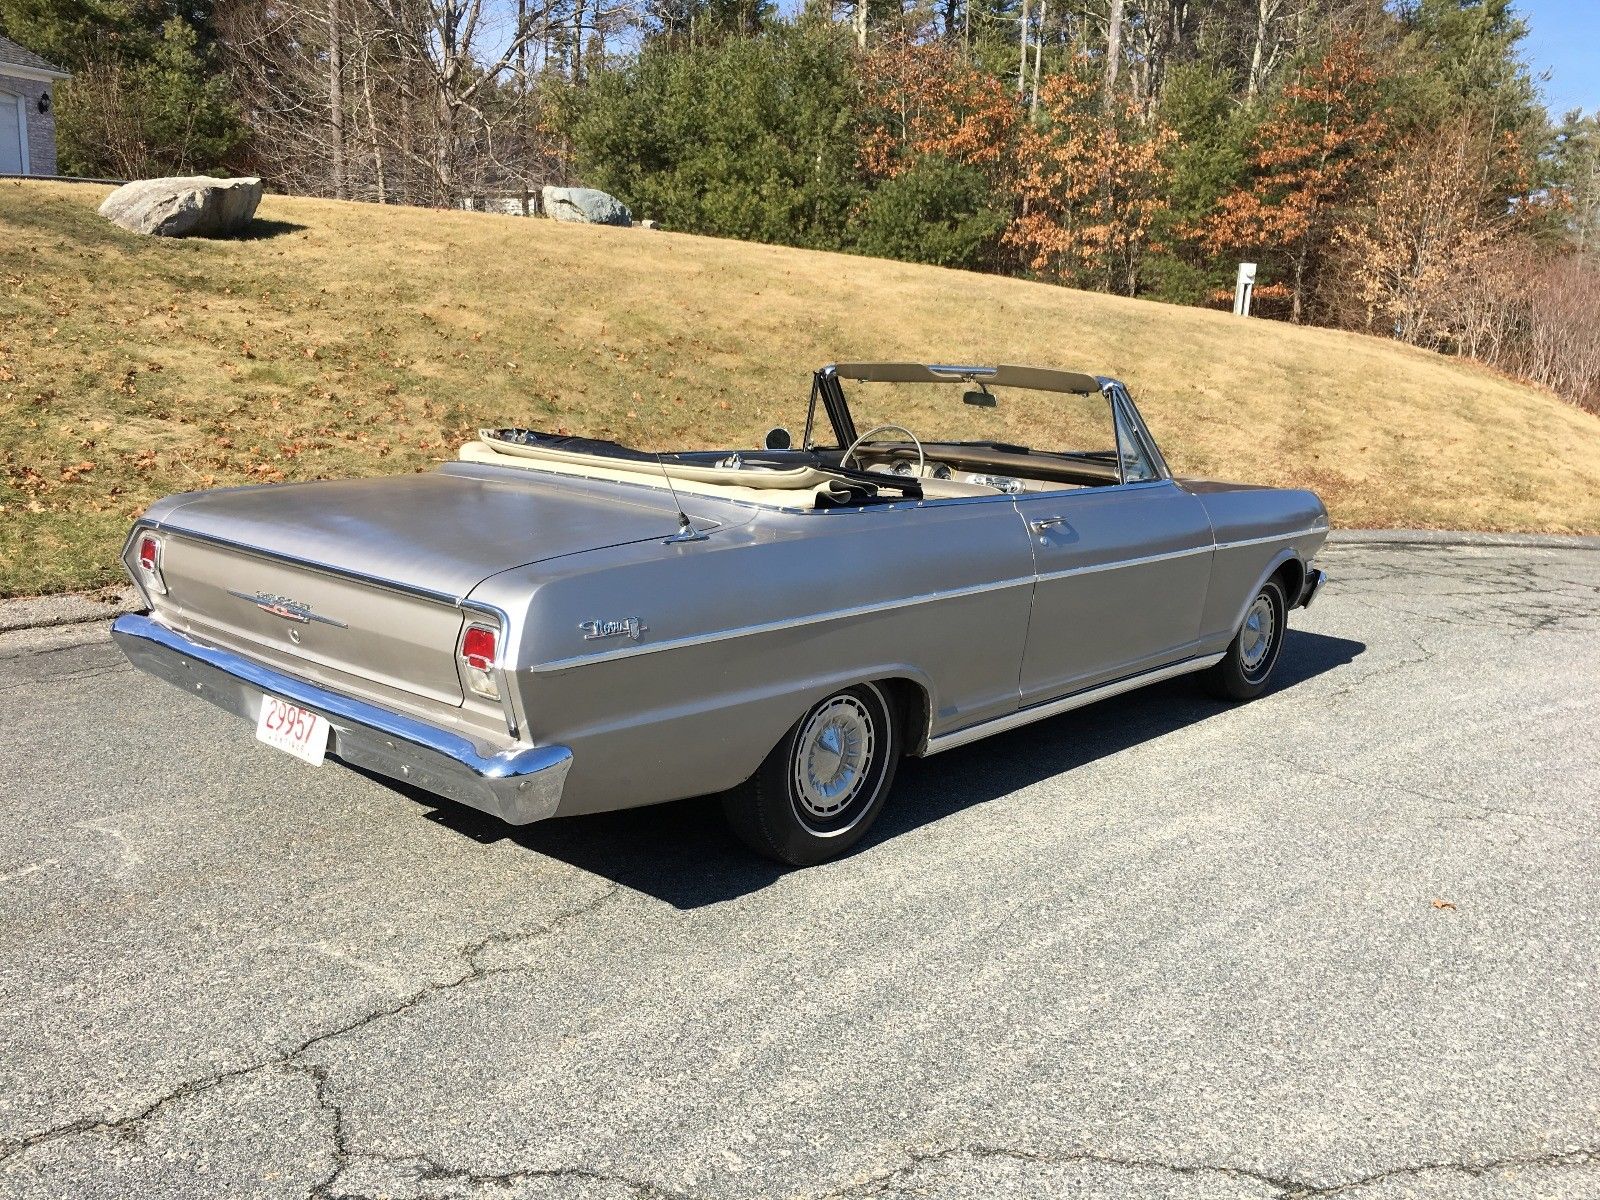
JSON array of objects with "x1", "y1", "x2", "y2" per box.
[
  {"x1": 472, "y1": 498, "x2": 1037, "y2": 817},
  {"x1": 1181, "y1": 480, "x2": 1329, "y2": 648}
]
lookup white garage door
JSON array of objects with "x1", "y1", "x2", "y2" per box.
[{"x1": 0, "y1": 93, "x2": 23, "y2": 175}]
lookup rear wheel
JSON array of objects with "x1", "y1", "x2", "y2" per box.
[
  {"x1": 721, "y1": 682, "x2": 900, "y2": 867},
  {"x1": 1202, "y1": 578, "x2": 1287, "y2": 701}
]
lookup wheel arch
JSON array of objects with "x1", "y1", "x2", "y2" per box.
[
  {"x1": 1270, "y1": 556, "x2": 1306, "y2": 608},
  {"x1": 877, "y1": 675, "x2": 933, "y2": 757},
  {"x1": 1228, "y1": 547, "x2": 1303, "y2": 635}
]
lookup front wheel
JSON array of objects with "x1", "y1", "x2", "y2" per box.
[
  {"x1": 1202, "y1": 578, "x2": 1287, "y2": 701},
  {"x1": 721, "y1": 682, "x2": 900, "y2": 867}
]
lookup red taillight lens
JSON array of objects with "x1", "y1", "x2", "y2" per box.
[
  {"x1": 461, "y1": 625, "x2": 497, "y2": 672},
  {"x1": 132, "y1": 531, "x2": 167, "y2": 595},
  {"x1": 460, "y1": 623, "x2": 501, "y2": 701}
]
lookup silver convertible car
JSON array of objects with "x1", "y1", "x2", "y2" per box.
[{"x1": 113, "y1": 362, "x2": 1327, "y2": 865}]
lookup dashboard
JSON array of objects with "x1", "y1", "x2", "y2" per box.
[{"x1": 876, "y1": 458, "x2": 1029, "y2": 494}]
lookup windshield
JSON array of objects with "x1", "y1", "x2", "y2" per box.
[{"x1": 830, "y1": 382, "x2": 1116, "y2": 457}]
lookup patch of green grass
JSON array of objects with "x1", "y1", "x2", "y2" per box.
[{"x1": 3, "y1": 179, "x2": 1600, "y2": 597}]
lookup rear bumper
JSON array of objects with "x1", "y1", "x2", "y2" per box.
[
  {"x1": 1298, "y1": 567, "x2": 1328, "y2": 609},
  {"x1": 110, "y1": 614, "x2": 570, "y2": 824}
]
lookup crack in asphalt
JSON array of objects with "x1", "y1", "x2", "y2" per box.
[
  {"x1": 826, "y1": 1141, "x2": 1600, "y2": 1199},
  {"x1": 1320, "y1": 632, "x2": 1436, "y2": 704},
  {"x1": 0, "y1": 882, "x2": 626, "y2": 1173},
  {"x1": 1318, "y1": 546, "x2": 1600, "y2": 637},
  {"x1": 0, "y1": 634, "x2": 133, "y2": 693},
  {"x1": 0, "y1": 662, "x2": 133, "y2": 694},
  {"x1": 326, "y1": 1150, "x2": 707, "y2": 1200},
  {"x1": 294, "y1": 1060, "x2": 350, "y2": 1199},
  {"x1": 1266, "y1": 754, "x2": 1562, "y2": 848}
]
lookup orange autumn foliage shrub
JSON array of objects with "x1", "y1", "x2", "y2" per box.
[
  {"x1": 858, "y1": 38, "x2": 1020, "y2": 182},
  {"x1": 1205, "y1": 35, "x2": 1388, "y2": 322},
  {"x1": 1005, "y1": 71, "x2": 1174, "y2": 296}
]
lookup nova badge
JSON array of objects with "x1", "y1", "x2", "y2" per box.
[
  {"x1": 228, "y1": 589, "x2": 348, "y2": 628},
  {"x1": 579, "y1": 617, "x2": 648, "y2": 642}
]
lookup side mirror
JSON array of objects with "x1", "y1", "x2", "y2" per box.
[
  {"x1": 962, "y1": 389, "x2": 997, "y2": 408},
  {"x1": 764, "y1": 426, "x2": 793, "y2": 450}
]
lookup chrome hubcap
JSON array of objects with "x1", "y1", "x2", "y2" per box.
[
  {"x1": 1240, "y1": 594, "x2": 1277, "y2": 671},
  {"x1": 793, "y1": 696, "x2": 875, "y2": 823}
]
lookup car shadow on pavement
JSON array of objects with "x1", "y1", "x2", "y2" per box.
[{"x1": 402, "y1": 629, "x2": 1365, "y2": 908}]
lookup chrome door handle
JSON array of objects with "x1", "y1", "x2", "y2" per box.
[{"x1": 1030, "y1": 517, "x2": 1072, "y2": 532}]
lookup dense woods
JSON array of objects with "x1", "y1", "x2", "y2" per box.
[{"x1": 3, "y1": 0, "x2": 1597, "y2": 409}]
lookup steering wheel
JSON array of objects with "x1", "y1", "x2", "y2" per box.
[{"x1": 840, "y1": 424, "x2": 926, "y2": 478}]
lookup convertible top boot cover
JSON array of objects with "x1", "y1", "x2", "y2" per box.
[{"x1": 458, "y1": 438, "x2": 855, "y2": 509}]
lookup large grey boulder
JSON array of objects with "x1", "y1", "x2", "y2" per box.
[
  {"x1": 540, "y1": 186, "x2": 631, "y2": 227},
  {"x1": 99, "y1": 176, "x2": 264, "y2": 238}
]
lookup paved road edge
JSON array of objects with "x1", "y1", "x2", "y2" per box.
[{"x1": 1326, "y1": 529, "x2": 1600, "y2": 550}]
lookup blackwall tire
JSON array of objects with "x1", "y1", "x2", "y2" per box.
[
  {"x1": 1202, "y1": 578, "x2": 1288, "y2": 701},
  {"x1": 721, "y1": 682, "x2": 900, "y2": 867}
]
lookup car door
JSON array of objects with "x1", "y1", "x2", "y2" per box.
[{"x1": 1015, "y1": 399, "x2": 1214, "y2": 705}]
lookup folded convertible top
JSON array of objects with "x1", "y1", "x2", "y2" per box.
[{"x1": 461, "y1": 430, "x2": 873, "y2": 510}]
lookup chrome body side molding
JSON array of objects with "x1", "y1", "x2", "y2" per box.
[
  {"x1": 528, "y1": 524, "x2": 1328, "y2": 674},
  {"x1": 922, "y1": 653, "x2": 1226, "y2": 756},
  {"x1": 530, "y1": 574, "x2": 1040, "y2": 673}
]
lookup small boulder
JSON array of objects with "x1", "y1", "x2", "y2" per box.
[
  {"x1": 640, "y1": 218, "x2": 660, "y2": 231},
  {"x1": 100, "y1": 176, "x2": 264, "y2": 238},
  {"x1": 540, "y1": 186, "x2": 631, "y2": 227}
]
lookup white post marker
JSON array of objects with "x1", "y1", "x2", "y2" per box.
[{"x1": 1233, "y1": 262, "x2": 1257, "y2": 317}]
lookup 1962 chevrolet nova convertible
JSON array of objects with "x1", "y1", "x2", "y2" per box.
[{"x1": 113, "y1": 362, "x2": 1327, "y2": 865}]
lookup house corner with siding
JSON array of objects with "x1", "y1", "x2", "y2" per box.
[{"x1": 0, "y1": 34, "x2": 70, "y2": 177}]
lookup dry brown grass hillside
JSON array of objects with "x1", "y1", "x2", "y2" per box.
[{"x1": 3, "y1": 180, "x2": 1599, "y2": 596}]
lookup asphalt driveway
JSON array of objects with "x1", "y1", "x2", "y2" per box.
[{"x1": 1, "y1": 539, "x2": 1597, "y2": 1199}]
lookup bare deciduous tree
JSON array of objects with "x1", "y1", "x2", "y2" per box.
[{"x1": 216, "y1": 0, "x2": 584, "y2": 205}]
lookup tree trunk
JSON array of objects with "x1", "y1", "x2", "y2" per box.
[
  {"x1": 1030, "y1": 0, "x2": 1045, "y2": 114},
  {"x1": 329, "y1": 0, "x2": 346, "y2": 199},
  {"x1": 517, "y1": 0, "x2": 529, "y2": 85},
  {"x1": 398, "y1": 74, "x2": 412, "y2": 206},
  {"x1": 518, "y1": 0, "x2": 530, "y2": 215},
  {"x1": 437, "y1": 98, "x2": 456, "y2": 204},
  {"x1": 1247, "y1": 0, "x2": 1272, "y2": 100},
  {"x1": 1103, "y1": 0, "x2": 1123, "y2": 108},
  {"x1": 573, "y1": 0, "x2": 586, "y2": 79},
  {"x1": 855, "y1": 0, "x2": 868, "y2": 50},
  {"x1": 358, "y1": 25, "x2": 386, "y2": 204},
  {"x1": 1017, "y1": 0, "x2": 1029, "y2": 97}
]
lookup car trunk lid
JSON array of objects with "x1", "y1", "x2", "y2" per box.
[{"x1": 138, "y1": 465, "x2": 699, "y2": 709}]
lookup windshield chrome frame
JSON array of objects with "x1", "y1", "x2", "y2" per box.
[{"x1": 810, "y1": 364, "x2": 1170, "y2": 486}]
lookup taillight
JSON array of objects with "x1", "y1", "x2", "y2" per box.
[
  {"x1": 132, "y1": 531, "x2": 167, "y2": 595},
  {"x1": 460, "y1": 623, "x2": 500, "y2": 699}
]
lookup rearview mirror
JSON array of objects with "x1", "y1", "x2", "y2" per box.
[
  {"x1": 962, "y1": 389, "x2": 997, "y2": 408},
  {"x1": 764, "y1": 426, "x2": 793, "y2": 450}
]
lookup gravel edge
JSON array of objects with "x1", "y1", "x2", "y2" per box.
[
  {"x1": 1326, "y1": 529, "x2": 1600, "y2": 550},
  {"x1": 0, "y1": 586, "x2": 142, "y2": 634}
]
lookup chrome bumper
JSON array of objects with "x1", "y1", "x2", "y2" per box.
[
  {"x1": 110, "y1": 614, "x2": 571, "y2": 824},
  {"x1": 1299, "y1": 567, "x2": 1328, "y2": 609}
]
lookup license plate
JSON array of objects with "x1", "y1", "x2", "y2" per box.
[{"x1": 255, "y1": 695, "x2": 329, "y2": 766}]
